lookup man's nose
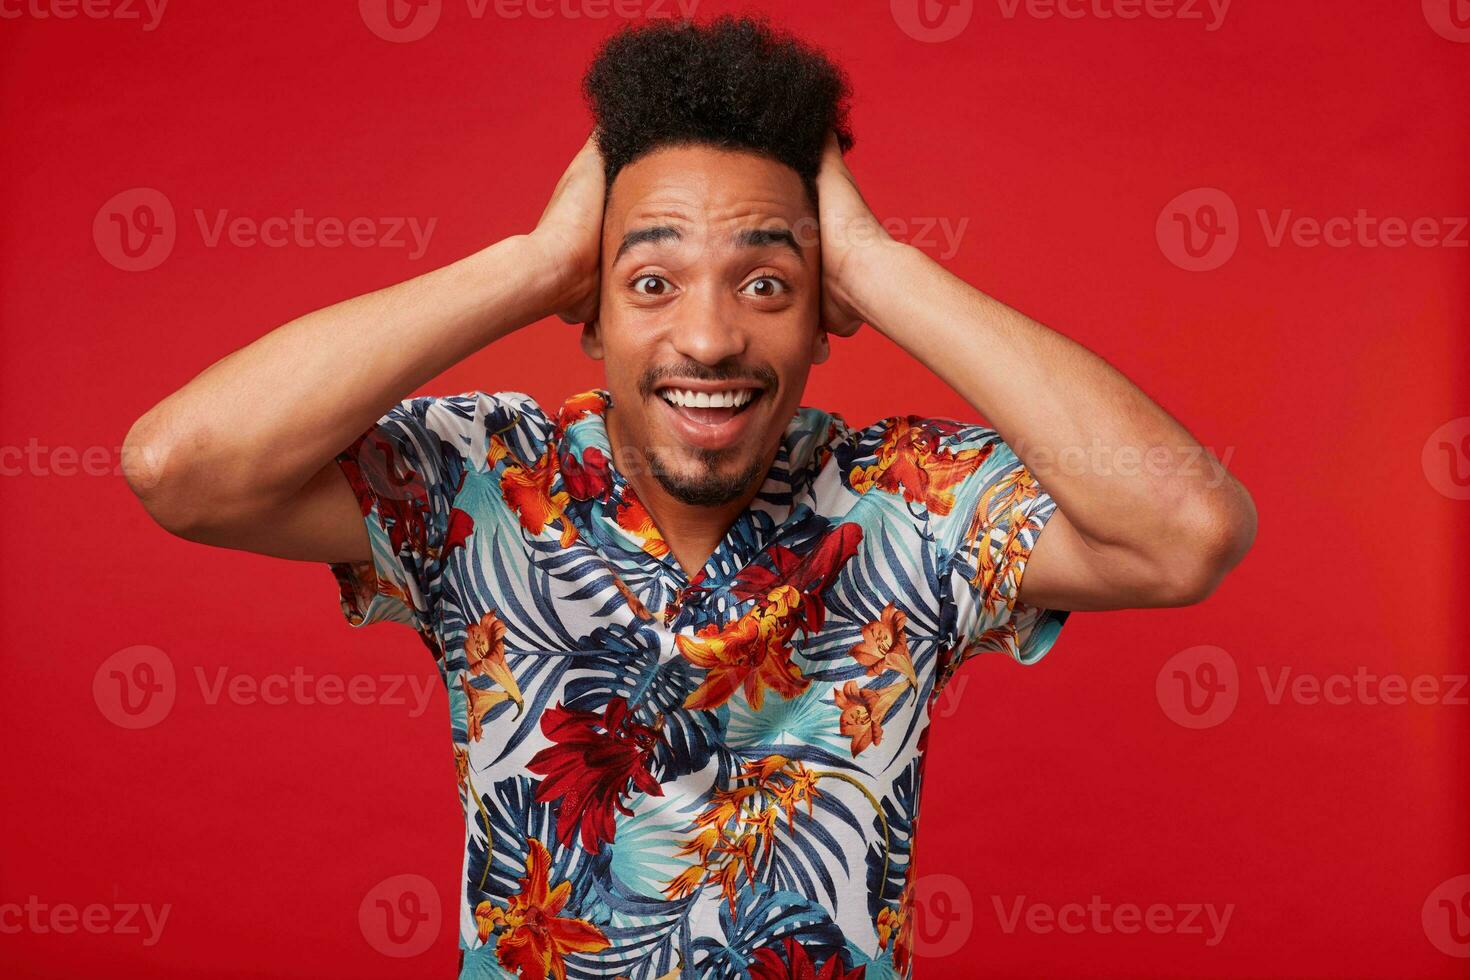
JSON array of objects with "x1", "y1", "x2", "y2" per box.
[{"x1": 666, "y1": 285, "x2": 748, "y2": 365}]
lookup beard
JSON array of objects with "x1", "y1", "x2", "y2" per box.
[{"x1": 646, "y1": 443, "x2": 769, "y2": 507}]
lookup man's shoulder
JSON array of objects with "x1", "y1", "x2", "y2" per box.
[
  {"x1": 385, "y1": 390, "x2": 556, "y2": 463},
  {"x1": 399, "y1": 390, "x2": 553, "y2": 428},
  {"x1": 791, "y1": 406, "x2": 1012, "y2": 480},
  {"x1": 408, "y1": 389, "x2": 544, "y2": 418},
  {"x1": 838, "y1": 409, "x2": 1005, "y2": 452}
]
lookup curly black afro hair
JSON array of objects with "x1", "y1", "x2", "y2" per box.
[{"x1": 582, "y1": 14, "x2": 854, "y2": 207}]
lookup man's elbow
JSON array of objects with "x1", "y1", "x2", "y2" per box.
[
  {"x1": 121, "y1": 409, "x2": 215, "y2": 540},
  {"x1": 1148, "y1": 483, "x2": 1258, "y2": 607}
]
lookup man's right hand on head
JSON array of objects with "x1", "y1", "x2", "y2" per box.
[
  {"x1": 124, "y1": 133, "x2": 611, "y2": 566},
  {"x1": 527, "y1": 131, "x2": 607, "y2": 327}
]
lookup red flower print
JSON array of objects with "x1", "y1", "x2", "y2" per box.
[
  {"x1": 561, "y1": 445, "x2": 611, "y2": 502},
  {"x1": 342, "y1": 433, "x2": 428, "y2": 552},
  {"x1": 527, "y1": 698, "x2": 664, "y2": 853},
  {"x1": 748, "y1": 935, "x2": 866, "y2": 979},
  {"x1": 732, "y1": 522, "x2": 864, "y2": 634}
]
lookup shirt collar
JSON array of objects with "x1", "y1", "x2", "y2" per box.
[{"x1": 548, "y1": 386, "x2": 841, "y2": 583}]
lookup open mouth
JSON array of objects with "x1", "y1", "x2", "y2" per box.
[{"x1": 655, "y1": 386, "x2": 763, "y2": 427}]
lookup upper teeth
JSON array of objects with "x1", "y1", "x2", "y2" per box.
[{"x1": 660, "y1": 388, "x2": 755, "y2": 408}]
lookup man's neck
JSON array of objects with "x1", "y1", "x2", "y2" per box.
[{"x1": 605, "y1": 407, "x2": 774, "y2": 581}]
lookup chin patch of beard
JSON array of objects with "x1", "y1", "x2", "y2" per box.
[{"x1": 648, "y1": 446, "x2": 767, "y2": 508}]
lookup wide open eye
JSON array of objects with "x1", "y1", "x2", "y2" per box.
[
  {"x1": 630, "y1": 274, "x2": 670, "y2": 296},
  {"x1": 740, "y1": 276, "x2": 788, "y2": 299}
]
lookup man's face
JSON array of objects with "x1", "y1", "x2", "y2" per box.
[{"x1": 581, "y1": 143, "x2": 826, "y2": 508}]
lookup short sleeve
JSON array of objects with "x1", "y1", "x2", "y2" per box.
[
  {"x1": 327, "y1": 393, "x2": 487, "y2": 633},
  {"x1": 924, "y1": 420, "x2": 1069, "y2": 668}
]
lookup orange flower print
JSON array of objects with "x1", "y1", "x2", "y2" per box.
[
  {"x1": 461, "y1": 673, "x2": 517, "y2": 743},
  {"x1": 675, "y1": 585, "x2": 809, "y2": 711},
  {"x1": 473, "y1": 837, "x2": 610, "y2": 980},
  {"x1": 610, "y1": 575, "x2": 652, "y2": 620},
  {"x1": 972, "y1": 465, "x2": 1039, "y2": 539},
  {"x1": 966, "y1": 493, "x2": 1040, "y2": 612},
  {"x1": 663, "y1": 756, "x2": 826, "y2": 914},
  {"x1": 498, "y1": 438, "x2": 579, "y2": 548},
  {"x1": 849, "y1": 602, "x2": 917, "y2": 688},
  {"x1": 848, "y1": 416, "x2": 992, "y2": 517},
  {"x1": 554, "y1": 389, "x2": 606, "y2": 433},
  {"x1": 761, "y1": 758, "x2": 821, "y2": 828},
  {"x1": 465, "y1": 610, "x2": 524, "y2": 716},
  {"x1": 876, "y1": 868, "x2": 916, "y2": 975},
  {"x1": 614, "y1": 494, "x2": 670, "y2": 559},
  {"x1": 454, "y1": 746, "x2": 470, "y2": 791},
  {"x1": 833, "y1": 680, "x2": 905, "y2": 756}
]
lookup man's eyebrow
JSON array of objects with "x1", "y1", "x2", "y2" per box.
[
  {"x1": 735, "y1": 227, "x2": 804, "y2": 263},
  {"x1": 615, "y1": 225, "x2": 681, "y2": 262},
  {"x1": 613, "y1": 224, "x2": 806, "y2": 263}
]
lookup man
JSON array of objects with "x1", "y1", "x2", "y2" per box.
[{"x1": 123, "y1": 15, "x2": 1254, "y2": 980}]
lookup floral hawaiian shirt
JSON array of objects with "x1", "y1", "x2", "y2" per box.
[{"x1": 327, "y1": 387, "x2": 1067, "y2": 980}]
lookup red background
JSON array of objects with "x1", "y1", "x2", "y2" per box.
[{"x1": 2, "y1": 1, "x2": 1467, "y2": 977}]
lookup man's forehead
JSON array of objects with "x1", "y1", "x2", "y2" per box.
[{"x1": 604, "y1": 145, "x2": 814, "y2": 234}]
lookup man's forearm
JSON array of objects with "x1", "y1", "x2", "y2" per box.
[
  {"x1": 845, "y1": 240, "x2": 1254, "y2": 581},
  {"x1": 124, "y1": 233, "x2": 562, "y2": 531}
]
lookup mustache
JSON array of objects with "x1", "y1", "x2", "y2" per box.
[{"x1": 638, "y1": 364, "x2": 777, "y2": 397}]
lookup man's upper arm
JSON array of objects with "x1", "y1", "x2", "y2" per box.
[{"x1": 1019, "y1": 502, "x2": 1203, "y2": 611}]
